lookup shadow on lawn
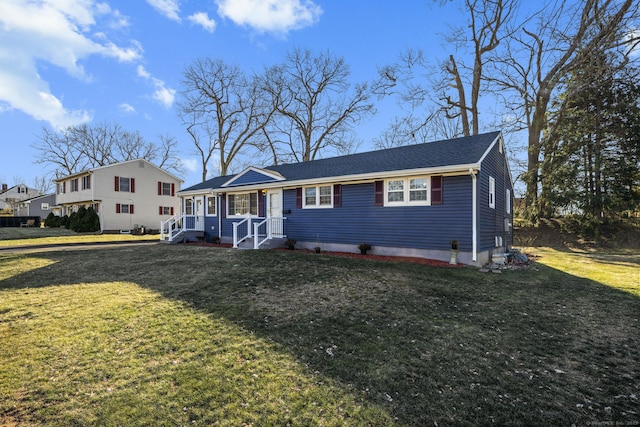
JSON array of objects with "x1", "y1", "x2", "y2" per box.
[{"x1": 2, "y1": 244, "x2": 639, "y2": 426}]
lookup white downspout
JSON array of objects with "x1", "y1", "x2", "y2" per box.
[{"x1": 470, "y1": 168, "x2": 478, "y2": 264}]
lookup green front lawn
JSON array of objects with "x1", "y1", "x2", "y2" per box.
[
  {"x1": 1, "y1": 245, "x2": 638, "y2": 426},
  {"x1": 0, "y1": 227, "x2": 159, "y2": 247}
]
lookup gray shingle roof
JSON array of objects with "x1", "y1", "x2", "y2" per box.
[{"x1": 182, "y1": 131, "x2": 500, "y2": 192}]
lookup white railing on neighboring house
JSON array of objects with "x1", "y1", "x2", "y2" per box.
[
  {"x1": 232, "y1": 216, "x2": 286, "y2": 249},
  {"x1": 253, "y1": 216, "x2": 286, "y2": 249},
  {"x1": 160, "y1": 214, "x2": 205, "y2": 242}
]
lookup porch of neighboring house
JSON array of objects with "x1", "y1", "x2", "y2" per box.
[{"x1": 160, "y1": 214, "x2": 287, "y2": 249}]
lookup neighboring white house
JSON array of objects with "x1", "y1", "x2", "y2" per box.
[
  {"x1": 0, "y1": 184, "x2": 41, "y2": 215},
  {"x1": 55, "y1": 159, "x2": 183, "y2": 233}
]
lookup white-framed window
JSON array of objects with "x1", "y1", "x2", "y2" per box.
[
  {"x1": 117, "y1": 177, "x2": 133, "y2": 192},
  {"x1": 228, "y1": 192, "x2": 258, "y2": 216},
  {"x1": 161, "y1": 182, "x2": 172, "y2": 196},
  {"x1": 387, "y1": 179, "x2": 404, "y2": 203},
  {"x1": 385, "y1": 177, "x2": 430, "y2": 206},
  {"x1": 506, "y1": 189, "x2": 511, "y2": 214},
  {"x1": 41, "y1": 203, "x2": 50, "y2": 210},
  {"x1": 489, "y1": 176, "x2": 496, "y2": 209},
  {"x1": 303, "y1": 185, "x2": 333, "y2": 208},
  {"x1": 82, "y1": 175, "x2": 91, "y2": 190},
  {"x1": 206, "y1": 196, "x2": 217, "y2": 216},
  {"x1": 161, "y1": 206, "x2": 172, "y2": 215},
  {"x1": 117, "y1": 203, "x2": 133, "y2": 214},
  {"x1": 409, "y1": 177, "x2": 428, "y2": 201},
  {"x1": 70, "y1": 178, "x2": 79, "y2": 192},
  {"x1": 185, "y1": 199, "x2": 194, "y2": 215}
]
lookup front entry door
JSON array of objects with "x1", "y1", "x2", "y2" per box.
[{"x1": 266, "y1": 189, "x2": 284, "y2": 238}]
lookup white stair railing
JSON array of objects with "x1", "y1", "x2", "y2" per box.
[
  {"x1": 160, "y1": 214, "x2": 181, "y2": 241},
  {"x1": 161, "y1": 214, "x2": 205, "y2": 242},
  {"x1": 232, "y1": 216, "x2": 253, "y2": 248},
  {"x1": 253, "y1": 217, "x2": 286, "y2": 249}
]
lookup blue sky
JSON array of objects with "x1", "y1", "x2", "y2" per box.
[{"x1": 0, "y1": 0, "x2": 468, "y2": 190}]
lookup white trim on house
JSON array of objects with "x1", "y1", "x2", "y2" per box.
[
  {"x1": 302, "y1": 184, "x2": 334, "y2": 208},
  {"x1": 383, "y1": 176, "x2": 431, "y2": 207}
]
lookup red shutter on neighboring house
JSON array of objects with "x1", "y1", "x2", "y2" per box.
[
  {"x1": 114, "y1": 176, "x2": 119, "y2": 192},
  {"x1": 333, "y1": 184, "x2": 342, "y2": 207},
  {"x1": 116, "y1": 203, "x2": 121, "y2": 213},
  {"x1": 431, "y1": 176, "x2": 443, "y2": 205},
  {"x1": 130, "y1": 204, "x2": 134, "y2": 214},
  {"x1": 130, "y1": 178, "x2": 135, "y2": 193},
  {"x1": 158, "y1": 182, "x2": 162, "y2": 195},
  {"x1": 374, "y1": 181, "x2": 384, "y2": 206},
  {"x1": 159, "y1": 206, "x2": 163, "y2": 215},
  {"x1": 170, "y1": 207, "x2": 174, "y2": 215},
  {"x1": 171, "y1": 183, "x2": 175, "y2": 196},
  {"x1": 296, "y1": 188, "x2": 302, "y2": 208}
]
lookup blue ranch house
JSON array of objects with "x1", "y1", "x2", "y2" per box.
[{"x1": 165, "y1": 131, "x2": 514, "y2": 265}]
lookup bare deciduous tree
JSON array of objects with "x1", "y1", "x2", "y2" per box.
[
  {"x1": 489, "y1": 0, "x2": 639, "y2": 219},
  {"x1": 375, "y1": 0, "x2": 515, "y2": 144},
  {"x1": 261, "y1": 48, "x2": 375, "y2": 162},
  {"x1": 32, "y1": 122, "x2": 181, "y2": 178},
  {"x1": 179, "y1": 58, "x2": 273, "y2": 176}
]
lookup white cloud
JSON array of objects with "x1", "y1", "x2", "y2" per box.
[
  {"x1": 137, "y1": 65, "x2": 176, "y2": 108},
  {"x1": 180, "y1": 157, "x2": 199, "y2": 173},
  {"x1": 146, "y1": 0, "x2": 181, "y2": 22},
  {"x1": 153, "y1": 85, "x2": 177, "y2": 108},
  {"x1": 136, "y1": 65, "x2": 151, "y2": 80},
  {"x1": 188, "y1": 12, "x2": 216, "y2": 33},
  {"x1": 216, "y1": 0, "x2": 322, "y2": 34},
  {"x1": 119, "y1": 103, "x2": 136, "y2": 114},
  {"x1": 0, "y1": 0, "x2": 141, "y2": 129}
]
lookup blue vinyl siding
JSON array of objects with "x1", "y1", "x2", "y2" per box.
[
  {"x1": 477, "y1": 141, "x2": 513, "y2": 250},
  {"x1": 226, "y1": 170, "x2": 278, "y2": 186},
  {"x1": 282, "y1": 176, "x2": 473, "y2": 252}
]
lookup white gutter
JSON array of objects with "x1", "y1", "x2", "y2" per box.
[
  {"x1": 178, "y1": 163, "x2": 481, "y2": 196},
  {"x1": 470, "y1": 168, "x2": 478, "y2": 263}
]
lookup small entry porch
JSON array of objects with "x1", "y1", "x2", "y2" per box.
[{"x1": 160, "y1": 213, "x2": 287, "y2": 249}]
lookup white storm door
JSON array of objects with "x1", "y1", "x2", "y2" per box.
[
  {"x1": 192, "y1": 196, "x2": 204, "y2": 230},
  {"x1": 266, "y1": 189, "x2": 284, "y2": 237}
]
